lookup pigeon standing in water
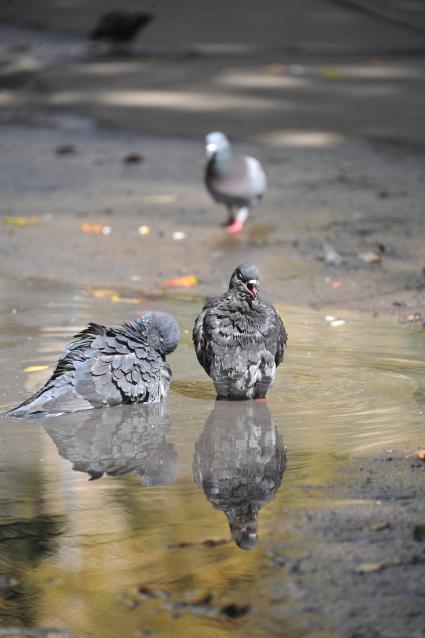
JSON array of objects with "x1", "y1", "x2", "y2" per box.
[
  {"x1": 204, "y1": 132, "x2": 267, "y2": 233},
  {"x1": 193, "y1": 264, "x2": 287, "y2": 399},
  {"x1": 89, "y1": 11, "x2": 153, "y2": 51},
  {"x1": 7, "y1": 312, "x2": 179, "y2": 418}
]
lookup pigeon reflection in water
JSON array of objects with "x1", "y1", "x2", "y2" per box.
[
  {"x1": 44, "y1": 403, "x2": 178, "y2": 486},
  {"x1": 193, "y1": 401, "x2": 286, "y2": 550}
]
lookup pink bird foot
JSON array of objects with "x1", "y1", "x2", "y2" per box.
[{"x1": 226, "y1": 219, "x2": 245, "y2": 234}]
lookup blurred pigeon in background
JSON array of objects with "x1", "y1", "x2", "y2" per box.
[
  {"x1": 193, "y1": 264, "x2": 287, "y2": 399},
  {"x1": 44, "y1": 403, "x2": 179, "y2": 486},
  {"x1": 7, "y1": 311, "x2": 179, "y2": 418},
  {"x1": 193, "y1": 400, "x2": 286, "y2": 550},
  {"x1": 205, "y1": 131, "x2": 267, "y2": 233},
  {"x1": 89, "y1": 10, "x2": 153, "y2": 51}
]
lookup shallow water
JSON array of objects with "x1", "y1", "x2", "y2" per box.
[{"x1": 0, "y1": 276, "x2": 423, "y2": 637}]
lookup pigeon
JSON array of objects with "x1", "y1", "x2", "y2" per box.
[
  {"x1": 7, "y1": 311, "x2": 179, "y2": 418},
  {"x1": 44, "y1": 403, "x2": 179, "y2": 486},
  {"x1": 193, "y1": 400, "x2": 286, "y2": 549},
  {"x1": 204, "y1": 131, "x2": 267, "y2": 233},
  {"x1": 193, "y1": 264, "x2": 287, "y2": 400},
  {"x1": 89, "y1": 10, "x2": 153, "y2": 48}
]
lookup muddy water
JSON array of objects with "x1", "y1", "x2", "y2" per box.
[{"x1": 0, "y1": 276, "x2": 423, "y2": 637}]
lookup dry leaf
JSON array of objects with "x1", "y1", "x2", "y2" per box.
[
  {"x1": 23, "y1": 365, "x2": 49, "y2": 373},
  {"x1": 359, "y1": 251, "x2": 382, "y2": 264},
  {"x1": 321, "y1": 68, "x2": 341, "y2": 80},
  {"x1": 81, "y1": 223, "x2": 111, "y2": 234},
  {"x1": 356, "y1": 559, "x2": 400, "y2": 573},
  {"x1": 371, "y1": 521, "x2": 390, "y2": 531},
  {"x1": 3, "y1": 216, "x2": 41, "y2": 226},
  {"x1": 164, "y1": 275, "x2": 199, "y2": 288},
  {"x1": 142, "y1": 194, "x2": 177, "y2": 204},
  {"x1": 265, "y1": 63, "x2": 287, "y2": 76},
  {"x1": 416, "y1": 450, "x2": 425, "y2": 460},
  {"x1": 110, "y1": 294, "x2": 139, "y2": 304}
]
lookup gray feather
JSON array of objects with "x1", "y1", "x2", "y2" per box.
[
  {"x1": 193, "y1": 264, "x2": 287, "y2": 400},
  {"x1": 7, "y1": 312, "x2": 179, "y2": 418}
]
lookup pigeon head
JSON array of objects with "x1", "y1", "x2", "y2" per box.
[
  {"x1": 205, "y1": 131, "x2": 230, "y2": 158},
  {"x1": 229, "y1": 263, "x2": 260, "y2": 299},
  {"x1": 140, "y1": 312, "x2": 179, "y2": 355},
  {"x1": 229, "y1": 520, "x2": 259, "y2": 551}
]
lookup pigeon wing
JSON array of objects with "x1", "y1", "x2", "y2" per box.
[
  {"x1": 96, "y1": 331, "x2": 164, "y2": 404},
  {"x1": 262, "y1": 307, "x2": 287, "y2": 367},
  {"x1": 193, "y1": 298, "x2": 217, "y2": 375}
]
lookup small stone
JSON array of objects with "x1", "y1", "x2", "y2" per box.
[
  {"x1": 55, "y1": 144, "x2": 77, "y2": 155},
  {"x1": 123, "y1": 153, "x2": 144, "y2": 164}
]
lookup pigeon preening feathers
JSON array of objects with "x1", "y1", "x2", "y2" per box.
[
  {"x1": 205, "y1": 132, "x2": 267, "y2": 233},
  {"x1": 7, "y1": 312, "x2": 179, "y2": 418},
  {"x1": 193, "y1": 400, "x2": 286, "y2": 550},
  {"x1": 89, "y1": 11, "x2": 153, "y2": 46},
  {"x1": 193, "y1": 264, "x2": 287, "y2": 400}
]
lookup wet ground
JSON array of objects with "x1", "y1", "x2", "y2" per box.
[
  {"x1": 0, "y1": 2, "x2": 425, "y2": 636},
  {"x1": 0, "y1": 276, "x2": 424, "y2": 637}
]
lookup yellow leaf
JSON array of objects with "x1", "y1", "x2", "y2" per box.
[
  {"x1": 3, "y1": 216, "x2": 41, "y2": 226},
  {"x1": 110, "y1": 294, "x2": 140, "y2": 304},
  {"x1": 23, "y1": 365, "x2": 49, "y2": 373},
  {"x1": 321, "y1": 68, "x2": 341, "y2": 80},
  {"x1": 417, "y1": 450, "x2": 425, "y2": 460}
]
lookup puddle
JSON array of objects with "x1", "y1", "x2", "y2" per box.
[{"x1": 0, "y1": 275, "x2": 423, "y2": 637}]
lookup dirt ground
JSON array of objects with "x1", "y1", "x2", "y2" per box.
[{"x1": 0, "y1": 2, "x2": 424, "y2": 637}]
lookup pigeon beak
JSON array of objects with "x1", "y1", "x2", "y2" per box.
[{"x1": 247, "y1": 280, "x2": 258, "y2": 297}]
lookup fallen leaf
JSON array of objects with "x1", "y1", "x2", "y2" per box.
[
  {"x1": 359, "y1": 251, "x2": 382, "y2": 264},
  {"x1": 164, "y1": 275, "x2": 199, "y2": 288},
  {"x1": 142, "y1": 194, "x2": 177, "y2": 204},
  {"x1": 81, "y1": 223, "x2": 111, "y2": 235},
  {"x1": 3, "y1": 216, "x2": 41, "y2": 226},
  {"x1": 407, "y1": 313, "x2": 422, "y2": 323},
  {"x1": 265, "y1": 63, "x2": 287, "y2": 76},
  {"x1": 356, "y1": 559, "x2": 400, "y2": 573},
  {"x1": 23, "y1": 365, "x2": 49, "y2": 373},
  {"x1": 110, "y1": 294, "x2": 140, "y2": 304},
  {"x1": 321, "y1": 68, "x2": 341, "y2": 80},
  {"x1": 90, "y1": 287, "x2": 119, "y2": 300},
  {"x1": 416, "y1": 450, "x2": 425, "y2": 460},
  {"x1": 371, "y1": 521, "x2": 390, "y2": 531},
  {"x1": 356, "y1": 562, "x2": 383, "y2": 573}
]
